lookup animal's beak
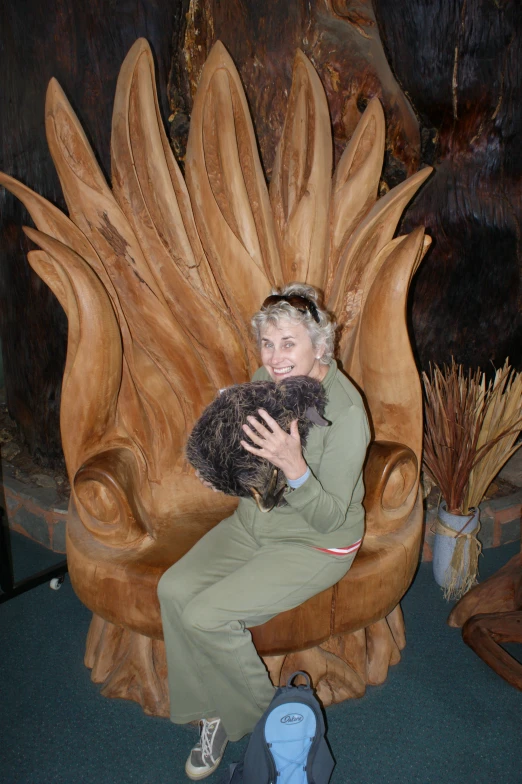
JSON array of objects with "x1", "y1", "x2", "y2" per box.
[
  {"x1": 249, "y1": 486, "x2": 274, "y2": 513},
  {"x1": 305, "y1": 407, "x2": 329, "y2": 427},
  {"x1": 248, "y1": 468, "x2": 286, "y2": 512}
]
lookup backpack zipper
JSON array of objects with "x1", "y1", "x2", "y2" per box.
[{"x1": 264, "y1": 739, "x2": 278, "y2": 783}]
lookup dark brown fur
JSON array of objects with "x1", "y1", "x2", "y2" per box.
[{"x1": 186, "y1": 376, "x2": 328, "y2": 508}]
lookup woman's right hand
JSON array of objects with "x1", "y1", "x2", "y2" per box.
[{"x1": 195, "y1": 469, "x2": 219, "y2": 492}]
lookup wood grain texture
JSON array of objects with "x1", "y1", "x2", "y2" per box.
[
  {"x1": 328, "y1": 97, "x2": 386, "y2": 286},
  {"x1": 111, "y1": 41, "x2": 249, "y2": 392},
  {"x1": 326, "y1": 169, "x2": 432, "y2": 372},
  {"x1": 185, "y1": 41, "x2": 281, "y2": 345},
  {"x1": 1, "y1": 37, "x2": 428, "y2": 715},
  {"x1": 269, "y1": 50, "x2": 332, "y2": 289},
  {"x1": 85, "y1": 614, "x2": 170, "y2": 717},
  {"x1": 462, "y1": 611, "x2": 522, "y2": 691},
  {"x1": 448, "y1": 551, "x2": 522, "y2": 628}
]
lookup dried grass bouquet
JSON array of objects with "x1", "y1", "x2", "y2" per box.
[
  {"x1": 422, "y1": 359, "x2": 522, "y2": 515},
  {"x1": 422, "y1": 360, "x2": 521, "y2": 599}
]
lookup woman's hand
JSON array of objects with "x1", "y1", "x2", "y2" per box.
[{"x1": 240, "y1": 409, "x2": 308, "y2": 481}]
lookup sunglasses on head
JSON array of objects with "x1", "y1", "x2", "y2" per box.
[{"x1": 262, "y1": 294, "x2": 321, "y2": 323}]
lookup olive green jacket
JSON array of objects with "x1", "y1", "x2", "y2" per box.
[{"x1": 235, "y1": 362, "x2": 371, "y2": 549}]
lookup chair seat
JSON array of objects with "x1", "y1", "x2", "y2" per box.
[
  {"x1": 67, "y1": 490, "x2": 423, "y2": 654},
  {"x1": 252, "y1": 492, "x2": 423, "y2": 655}
]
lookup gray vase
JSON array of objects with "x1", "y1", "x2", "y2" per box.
[{"x1": 432, "y1": 501, "x2": 480, "y2": 590}]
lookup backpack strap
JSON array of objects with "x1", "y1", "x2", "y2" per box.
[{"x1": 285, "y1": 670, "x2": 312, "y2": 690}]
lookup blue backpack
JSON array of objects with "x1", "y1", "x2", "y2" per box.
[{"x1": 222, "y1": 671, "x2": 335, "y2": 784}]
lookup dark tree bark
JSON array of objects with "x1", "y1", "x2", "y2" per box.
[
  {"x1": 373, "y1": 0, "x2": 522, "y2": 372},
  {"x1": 0, "y1": 0, "x2": 184, "y2": 466},
  {"x1": 169, "y1": 0, "x2": 420, "y2": 182}
]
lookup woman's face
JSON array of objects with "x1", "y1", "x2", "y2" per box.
[{"x1": 260, "y1": 319, "x2": 327, "y2": 382}]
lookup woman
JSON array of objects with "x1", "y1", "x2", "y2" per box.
[{"x1": 157, "y1": 283, "x2": 370, "y2": 781}]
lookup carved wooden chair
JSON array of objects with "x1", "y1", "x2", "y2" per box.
[{"x1": 0, "y1": 39, "x2": 432, "y2": 715}]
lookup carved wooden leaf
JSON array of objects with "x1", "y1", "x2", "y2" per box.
[
  {"x1": 342, "y1": 235, "x2": 408, "y2": 381},
  {"x1": 358, "y1": 226, "x2": 427, "y2": 465},
  {"x1": 23, "y1": 228, "x2": 123, "y2": 474},
  {"x1": 0, "y1": 173, "x2": 119, "y2": 308},
  {"x1": 343, "y1": 233, "x2": 430, "y2": 384},
  {"x1": 26, "y1": 239, "x2": 173, "y2": 525},
  {"x1": 185, "y1": 41, "x2": 281, "y2": 339},
  {"x1": 328, "y1": 97, "x2": 386, "y2": 285},
  {"x1": 327, "y1": 166, "x2": 432, "y2": 366},
  {"x1": 45, "y1": 77, "x2": 216, "y2": 427},
  {"x1": 112, "y1": 39, "x2": 250, "y2": 389},
  {"x1": 0, "y1": 173, "x2": 167, "y2": 478},
  {"x1": 2, "y1": 175, "x2": 198, "y2": 479},
  {"x1": 26, "y1": 250, "x2": 77, "y2": 384},
  {"x1": 115, "y1": 39, "x2": 220, "y2": 299},
  {"x1": 270, "y1": 50, "x2": 332, "y2": 289}
]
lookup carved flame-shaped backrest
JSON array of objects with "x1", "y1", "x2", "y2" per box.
[{"x1": 0, "y1": 39, "x2": 431, "y2": 544}]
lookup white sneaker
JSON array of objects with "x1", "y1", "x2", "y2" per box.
[{"x1": 185, "y1": 717, "x2": 228, "y2": 780}]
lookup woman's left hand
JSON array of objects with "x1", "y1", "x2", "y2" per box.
[{"x1": 240, "y1": 409, "x2": 308, "y2": 481}]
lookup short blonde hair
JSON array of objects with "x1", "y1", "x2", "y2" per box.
[{"x1": 251, "y1": 283, "x2": 335, "y2": 365}]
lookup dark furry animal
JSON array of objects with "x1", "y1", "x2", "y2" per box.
[{"x1": 186, "y1": 376, "x2": 329, "y2": 512}]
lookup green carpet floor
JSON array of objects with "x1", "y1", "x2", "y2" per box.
[{"x1": 1, "y1": 532, "x2": 520, "y2": 784}]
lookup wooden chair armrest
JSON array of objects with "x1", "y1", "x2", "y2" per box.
[
  {"x1": 73, "y1": 447, "x2": 150, "y2": 547},
  {"x1": 363, "y1": 440, "x2": 419, "y2": 535}
]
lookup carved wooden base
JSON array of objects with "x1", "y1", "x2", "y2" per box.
[
  {"x1": 85, "y1": 614, "x2": 170, "y2": 717},
  {"x1": 265, "y1": 605, "x2": 405, "y2": 706},
  {"x1": 84, "y1": 605, "x2": 406, "y2": 717},
  {"x1": 448, "y1": 549, "x2": 522, "y2": 691}
]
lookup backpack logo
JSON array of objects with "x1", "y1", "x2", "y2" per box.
[{"x1": 280, "y1": 713, "x2": 304, "y2": 724}]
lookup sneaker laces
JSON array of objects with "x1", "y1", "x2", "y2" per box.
[{"x1": 199, "y1": 718, "x2": 221, "y2": 764}]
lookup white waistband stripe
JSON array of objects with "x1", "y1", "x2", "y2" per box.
[{"x1": 314, "y1": 538, "x2": 363, "y2": 555}]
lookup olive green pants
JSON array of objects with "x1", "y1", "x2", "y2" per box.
[{"x1": 157, "y1": 511, "x2": 356, "y2": 741}]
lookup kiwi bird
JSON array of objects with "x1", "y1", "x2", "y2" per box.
[{"x1": 186, "y1": 376, "x2": 329, "y2": 512}]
